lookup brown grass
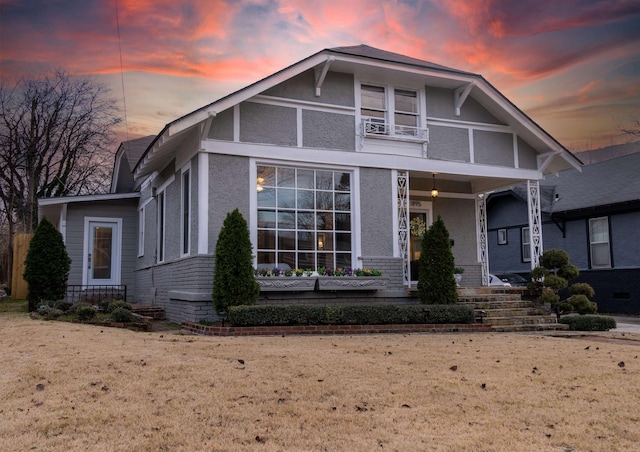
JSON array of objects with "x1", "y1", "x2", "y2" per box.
[{"x1": 1, "y1": 310, "x2": 639, "y2": 451}]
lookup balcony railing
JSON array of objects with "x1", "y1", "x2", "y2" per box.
[
  {"x1": 65, "y1": 285, "x2": 127, "y2": 304},
  {"x1": 362, "y1": 119, "x2": 429, "y2": 141}
]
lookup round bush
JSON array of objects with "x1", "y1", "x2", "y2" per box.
[
  {"x1": 107, "y1": 300, "x2": 131, "y2": 313},
  {"x1": 76, "y1": 304, "x2": 97, "y2": 322},
  {"x1": 110, "y1": 307, "x2": 134, "y2": 323},
  {"x1": 44, "y1": 308, "x2": 64, "y2": 320}
]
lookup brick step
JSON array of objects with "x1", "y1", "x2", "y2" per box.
[
  {"x1": 491, "y1": 323, "x2": 570, "y2": 333},
  {"x1": 486, "y1": 315, "x2": 559, "y2": 327},
  {"x1": 130, "y1": 304, "x2": 166, "y2": 320}
]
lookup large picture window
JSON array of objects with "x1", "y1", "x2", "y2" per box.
[
  {"x1": 256, "y1": 165, "x2": 352, "y2": 270},
  {"x1": 589, "y1": 217, "x2": 611, "y2": 268}
]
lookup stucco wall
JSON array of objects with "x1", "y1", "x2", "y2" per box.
[
  {"x1": 359, "y1": 168, "x2": 394, "y2": 257},
  {"x1": 263, "y1": 70, "x2": 354, "y2": 106},
  {"x1": 208, "y1": 107, "x2": 234, "y2": 141},
  {"x1": 474, "y1": 130, "x2": 514, "y2": 166},
  {"x1": 517, "y1": 137, "x2": 538, "y2": 170},
  {"x1": 428, "y1": 125, "x2": 470, "y2": 161},
  {"x1": 302, "y1": 110, "x2": 355, "y2": 150},
  {"x1": 427, "y1": 87, "x2": 504, "y2": 124},
  {"x1": 239, "y1": 102, "x2": 297, "y2": 146},
  {"x1": 434, "y1": 198, "x2": 478, "y2": 266}
]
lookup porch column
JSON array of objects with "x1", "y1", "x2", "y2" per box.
[
  {"x1": 476, "y1": 193, "x2": 489, "y2": 286},
  {"x1": 397, "y1": 170, "x2": 410, "y2": 285},
  {"x1": 527, "y1": 180, "x2": 543, "y2": 269}
]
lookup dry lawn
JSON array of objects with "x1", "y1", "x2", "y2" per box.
[{"x1": 1, "y1": 309, "x2": 639, "y2": 452}]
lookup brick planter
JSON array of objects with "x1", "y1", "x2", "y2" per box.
[{"x1": 181, "y1": 322, "x2": 491, "y2": 337}]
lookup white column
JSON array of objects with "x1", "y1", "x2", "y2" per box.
[
  {"x1": 197, "y1": 152, "x2": 209, "y2": 254},
  {"x1": 476, "y1": 194, "x2": 489, "y2": 286},
  {"x1": 397, "y1": 170, "x2": 410, "y2": 285},
  {"x1": 527, "y1": 180, "x2": 543, "y2": 269}
]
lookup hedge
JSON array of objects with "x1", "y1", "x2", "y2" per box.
[
  {"x1": 228, "y1": 304, "x2": 475, "y2": 327},
  {"x1": 559, "y1": 315, "x2": 617, "y2": 331}
]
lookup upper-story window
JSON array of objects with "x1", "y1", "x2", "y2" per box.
[{"x1": 360, "y1": 84, "x2": 426, "y2": 140}]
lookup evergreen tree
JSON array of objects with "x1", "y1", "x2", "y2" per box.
[
  {"x1": 212, "y1": 209, "x2": 260, "y2": 314},
  {"x1": 23, "y1": 217, "x2": 71, "y2": 311},
  {"x1": 417, "y1": 215, "x2": 458, "y2": 304}
]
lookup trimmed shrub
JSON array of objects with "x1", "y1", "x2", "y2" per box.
[
  {"x1": 76, "y1": 304, "x2": 97, "y2": 322},
  {"x1": 559, "y1": 315, "x2": 616, "y2": 331},
  {"x1": 111, "y1": 307, "x2": 134, "y2": 323},
  {"x1": 52, "y1": 300, "x2": 73, "y2": 313},
  {"x1": 107, "y1": 300, "x2": 131, "y2": 313},
  {"x1": 24, "y1": 218, "x2": 71, "y2": 311},
  {"x1": 44, "y1": 308, "x2": 64, "y2": 320},
  {"x1": 571, "y1": 283, "x2": 595, "y2": 298},
  {"x1": 417, "y1": 215, "x2": 458, "y2": 304},
  {"x1": 212, "y1": 209, "x2": 260, "y2": 314},
  {"x1": 228, "y1": 304, "x2": 474, "y2": 327}
]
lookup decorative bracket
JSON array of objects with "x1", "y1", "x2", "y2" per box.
[
  {"x1": 314, "y1": 56, "x2": 334, "y2": 97},
  {"x1": 537, "y1": 151, "x2": 559, "y2": 173},
  {"x1": 454, "y1": 82, "x2": 474, "y2": 116}
]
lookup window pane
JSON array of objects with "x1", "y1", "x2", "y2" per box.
[
  {"x1": 334, "y1": 172, "x2": 350, "y2": 191},
  {"x1": 316, "y1": 212, "x2": 333, "y2": 230},
  {"x1": 317, "y1": 253, "x2": 333, "y2": 269},
  {"x1": 278, "y1": 231, "x2": 295, "y2": 250},
  {"x1": 361, "y1": 108, "x2": 385, "y2": 119},
  {"x1": 317, "y1": 232, "x2": 333, "y2": 251},
  {"x1": 336, "y1": 253, "x2": 351, "y2": 268},
  {"x1": 590, "y1": 218, "x2": 608, "y2": 242},
  {"x1": 591, "y1": 243, "x2": 611, "y2": 267},
  {"x1": 298, "y1": 232, "x2": 314, "y2": 250},
  {"x1": 257, "y1": 210, "x2": 275, "y2": 228},
  {"x1": 395, "y1": 112, "x2": 417, "y2": 128},
  {"x1": 297, "y1": 169, "x2": 314, "y2": 189},
  {"x1": 297, "y1": 212, "x2": 314, "y2": 230},
  {"x1": 316, "y1": 171, "x2": 333, "y2": 190},
  {"x1": 336, "y1": 233, "x2": 351, "y2": 251},
  {"x1": 277, "y1": 167, "x2": 295, "y2": 187},
  {"x1": 257, "y1": 166, "x2": 275, "y2": 187},
  {"x1": 257, "y1": 187, "x2": 275, "y2": 207},
  {"x1": 335, "y1": 193, "x2": 350, "y2": 211},
  {"x1": 258, "y1": 251, "x2": 275, "y2": 264},
  {"x1": 395, "y1": 90, "x2": 417, "y2": 113},
  {"x1": 277, "y1": 188, "x2": 295, "y2": 208},
  {"x1": 361, "y1": 85, "x2": 385, "y2": 110},
  {"x1": 335, "y1": 213, "x2": 351, "y2": 231},
  {"x1": 316, "y1": 191, "x2": 333, "y2": 210},
  {"x1": 278, "y1": 253, "x2": 295, "y2": 269},
  {"x1": 298, "y1": 253, "x2": 315, "y2": 270},
  {"x1": 297, "y1": 190, "x2": 314, "y2": 209},
  {"x1": 258, "y1": 230, "x2": 276, "y2": 249},
  {"x1": 277, "y1": 210, "x2": 295, "y2": 229}
]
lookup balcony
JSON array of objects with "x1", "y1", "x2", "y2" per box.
[{"x1": 362, "y1": 119, "x2": 429, "y2": 142}]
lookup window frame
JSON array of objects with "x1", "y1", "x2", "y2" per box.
[
  {"x1": 180, "y1": 164, "x2": 191, "y2": 257},
  {"x1": 138, "y1": 205, "x2": 145, "y2": 257},
  {"x1": 359, "y1": 82, "x2": 424, "y2": 139},
  {"x1": 588, "y1": 216, "x2": 611, "y2": 269},
  {"x1": 521, "y1": 227, "x2": 531, "y2": 262},
  {"x1": 497, "y1": 228, "x2": 508, "y2": 245}
]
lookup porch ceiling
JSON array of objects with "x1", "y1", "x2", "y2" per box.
[{"x1": 409, "y1": 171, "x2": 526, "y2": 195}]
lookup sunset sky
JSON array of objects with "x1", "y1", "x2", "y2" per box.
[{"x1": 1, "y1": 0, "x2": 639, "y2": 151}]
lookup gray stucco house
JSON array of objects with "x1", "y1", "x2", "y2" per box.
[
  {"x1": 38, "y1": 45, "x2": 582, "y2": 322},
  {"x1": 487, "y1": 151, "x2": 640, "y2": 314}
]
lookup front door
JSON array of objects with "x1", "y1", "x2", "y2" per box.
[
  {"x1": 85, "y1": 219, "x2": 121, "y2": 286},
  {"x1": 409, "y1": 204, "x2": 432, "y2": 284}
]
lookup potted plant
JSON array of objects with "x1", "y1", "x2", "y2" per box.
[{"x1": 454, "y1": 267, "x2": 464, "y2": 286}]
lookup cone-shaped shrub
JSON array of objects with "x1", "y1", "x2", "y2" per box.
[
  {"x1": 212, "y1": 209, "x2": 260, "y2": 314},
  {"x1": 417, "y1": 215, "x2": 458, "y2": 304},
  {"x1": 24, "y1": 217, "x2": 71, "y2": 311}
]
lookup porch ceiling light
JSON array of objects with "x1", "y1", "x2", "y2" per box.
[{"x1": 431, "y1": 174, "x2": 439, "y2": 199}]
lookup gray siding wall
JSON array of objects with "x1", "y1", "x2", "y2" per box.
[
  {"x1": 208, "y1": 107, "x2": 234, "y2": 141},
  {"x1": 209, "y1": 154, "x2": 251, "y2": 254},
  {"x1": 428, "y1": 125, "x2": 470, "y2": 161},
  {"x1": 435, "y1": 198, "x2": 478, "y2": 266},
  {"x1": 426, "y1": 87, "x2": 504, "y2": 124},
  {"x1": 263, "y1": 70, "x2": 354, "y2": 107},
  {"x1": 138, "y1": 183, "x2": 156, "y2": 270},
  {"x1": 474, "y1": 130, "x2": 514, "y2": 166},
  {"x1": 611, "y1": 211, "x2": 640, "y2": 267},
  {"x1": 302, "y1": 110, "x2": 355, "y2": 150},
  {"x1": 65, "y1": 199, "x2": 138, "y2": 294},
  {"x1": 240, "y1": 103, "x2": 297, "y2": 146},
  {"x1": 359, "y1": 168, "x2": 394, "y2": 257},
  {"x1": 517, "y1": 137, "x2": 538, "y2": 170}
]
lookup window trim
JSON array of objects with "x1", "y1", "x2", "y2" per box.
[
  {"x1": 588, "y1": 216, "x2": 611, "y2": 269},
  {"x1": 155, "y1": 175, "x2": 175, "y2": 264},
  {"x1": 138, "y1": 206, "x2": 145, "y2": 257},
  {"x1": 180, "y1": 163, "x2": 191, "y2": 257},
  {"x1": 497, "y1": 228, "x2": 508, "y2": 245}
]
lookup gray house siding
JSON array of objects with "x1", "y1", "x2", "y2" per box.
[
  {"x1": 64, "y1": 200, "x2": 137, "y2": 297},
  {"x1": 428, "y1": 125, "x2": 470, "y2": 162},
  {"x1": 474, "y1": 130, "x2": 514, "y2": 166},
  {"x1": 517, "y1": 138, "x2": 538, "y2": 170},
  {"x1": 208, "y1": 107, "x2": 234, "y2": 141},
  {"x1": 426, "y1": 87, "x2": 504, "y2": 124},
  {"x1": 302, "y1": 110, "x2": 355, "y2": 150},
  {"x1": 263, "y1": 70, "x2": 354, "y2": 107},
  {"x1": 240, "y1": 102, "x2": 297, "y2": 146}
]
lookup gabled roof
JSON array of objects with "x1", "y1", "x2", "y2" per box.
[
  {"x1": 111, "y1": 135, "x2": 155, "y2": 193},
  {"x1": 132, "y1": 44, "x2": 582, "y2": 183}
]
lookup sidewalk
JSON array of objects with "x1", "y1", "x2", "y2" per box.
[{"x1": 611, "y1": 315, "x2": 640, "y2": 334}]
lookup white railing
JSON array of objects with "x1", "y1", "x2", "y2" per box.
[{"x1": 362, "y1": 119, "x2": 429, "y2": 141}]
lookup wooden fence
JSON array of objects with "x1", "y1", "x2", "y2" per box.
[{"x1": 11, "y1": 233, "x2": 33, "y2": 299}]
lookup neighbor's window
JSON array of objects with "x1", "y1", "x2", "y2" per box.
[
  {"x1": 589, "y1": 217, "x2": 611, "y2": 268},
  {"x1": 256, "y1": 165, "x2": 352, "y2": 270},
  {"x1": 522, "y1": 227, "x2": 531, "y2": 262},
  {"x1": 498, "y1": 228, "x2": 507, "y2": 245},
  {"x1": 138, "y1": 206, "x2": 145, "y2": 257}
]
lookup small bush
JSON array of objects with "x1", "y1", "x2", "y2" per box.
[
  {"x1": 571, "y1": 283, "x2": 595, "y2": 298},
  {"x1": 37, "y1": 304, "x2": 52, "y2": 316},
  {"x1": 111, "y1": 307, "x2": 134, "y2": 323},
  {"x1": 76, "y1": 304, "x2": 97, "y2": 322},
  {"x1": 228, "y1": 304, "x2": 474, "y2": 327},
  {"x1": 107, "y1": 300, "x2": 131, "y2": 313},
  {"x1": 44, "y1": 308, "x2": 64, "y2": 320},
  {"x1": 52, "y1": 300, "x2": 73, "y2": 313},
  {"x1": 559, "y1": 315, "x2": 616, "y2": 331}
]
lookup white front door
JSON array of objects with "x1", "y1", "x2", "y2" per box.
[{"x1": 84, "y1": 218, "x2": 122, "y2": 286}]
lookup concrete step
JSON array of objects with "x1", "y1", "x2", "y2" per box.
[
  {"x1": 130, "y1": 304, "x2": 166, "y2": 320},
  {"x1": 479, "y1": 307, "x2": 548, "y2": 318},
  {"x1": 487, "y1": 315, "x2": 559, "y2": 327},
  {"x1": 460, "y1": 300, "x2": 537, "y2": 309}
]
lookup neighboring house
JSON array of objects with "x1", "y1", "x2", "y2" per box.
[
  {"x1": 38, "y1": 45, "x2": 582, "y2": 323},
  {"x1": 487, "y1": 151, "x2": 640, "y2": 314}
]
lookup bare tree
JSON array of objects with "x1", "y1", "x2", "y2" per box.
[
  {"x1": 616, "y1": 115, "x2": 640, "y2": 138},
  {"x1": 0, "y1": 69, "x2": 121, "y2": 285}
]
